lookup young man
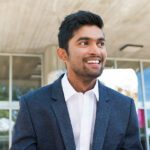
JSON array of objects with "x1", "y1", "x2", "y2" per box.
[{"x1": 11, "y1": 11, "x2": 143, "y2": 150}]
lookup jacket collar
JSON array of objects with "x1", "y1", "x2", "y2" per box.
[
  {"x1": 92, "y1": 82, "x2": 111, "y2": 150},
  {"x1": 50, "y1": 74, "x2": 76, "y2": 150}
]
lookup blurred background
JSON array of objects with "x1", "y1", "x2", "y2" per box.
[{"x1": 0, "y1": 0, "x2": 150, "y2": 149}]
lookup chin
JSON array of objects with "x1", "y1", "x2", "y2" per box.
[
  {"x1": 89, "y1": 68, "x2": 104, "y2": 78},
  {"x1": 87, "y1": 71, "x2": 103, "y2": 79}
]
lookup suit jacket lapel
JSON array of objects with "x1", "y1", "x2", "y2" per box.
[
  {"x1": 92, "y1": 82, "x2": 111, "y2": 150},
  {"x1": 50, "y1": 76, "x2": 76, "y2": 150}
]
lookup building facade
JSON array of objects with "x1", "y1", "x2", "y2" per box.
[{"x1": 0, "y1": 52, "x2": 150, "y2": 150}]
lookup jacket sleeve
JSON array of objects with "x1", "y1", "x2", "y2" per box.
[
  {"x1": 10, "y1": 96, "x2": 37, "y2": 150},
  {"x1": 121, "y1": 99, "x2": 143, "y2": 150}
]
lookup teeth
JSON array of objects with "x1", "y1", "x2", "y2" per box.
[{"x1": 87, "y1": 60, "x2": 100, "y2": 64}]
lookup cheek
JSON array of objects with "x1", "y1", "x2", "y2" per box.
[
  {"x1": 68, "y1": 43, "x2": 88, "y2": 62},
  {"x1": 101, "y1": 49, "x2": 107, "y2": 58},
  {"x1": 102, "y1": 50, "x2": 107, "y2": 65},
  {"x1": 69, "y1": 49, "x2": 84, "y2": 61},
  {"x1": 103, "y1": 49, "x2": 107, "y2": 58}
]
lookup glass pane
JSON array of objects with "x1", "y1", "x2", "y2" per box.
[
  {"x1": 11, "y1": 110, "x2": 19, "y2": 135},
  {"x1": 102, "y1": 60, "x2": 140, "y2": 101},
  {"x1": 0, "y1": 110, "x2": 9, "y2": 150},
  {"x1": 137, "y1": 72, "x2": 144, "y2": 103},
  {"x1": 12, "y1": 56, "x2": 41, "y2": 101},
  {"x1": 143, "y1": 62, "x2": 150, "y2": 101},
  {"x1": 139, "y1": 109, "x2": 146, "y2": 149},
  {"x1": 12, "y1": 110, "x2": 18, "y2": 123},
  {"x1": 105, "y1": 60, "x2": 115, "y2": 68},
  {"x1": 116, "y1": 61, "x2": 141, "y2": 102},
  {"x1": 0, "y1": 56, "x2": 9, "y2": 101},
  {"x1": 147, "y1": 110, "x2": 150, "y2": 128},
  {"x1": 147, "y1": 109, "x2": 150, "y2": 150}
]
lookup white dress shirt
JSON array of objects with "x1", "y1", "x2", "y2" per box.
[{"x1": 61, "y1": 74, "x2": 99, "y2": 150}]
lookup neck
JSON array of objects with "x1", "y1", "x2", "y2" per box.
[{"x1": 67, "y1": 73, "x2": 97, "y2": 93}]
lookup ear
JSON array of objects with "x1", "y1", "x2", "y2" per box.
[{"x1": 57, "y1": 48, "x2": 68, "y2": 62}]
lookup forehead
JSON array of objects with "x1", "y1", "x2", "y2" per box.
[{"x1": 72, "y1": 25, "x2": 104, "y2": 40}]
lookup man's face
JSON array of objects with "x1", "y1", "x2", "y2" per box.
[{"x1": 62, "y1": 25, "x2": 107, "y2": 80}]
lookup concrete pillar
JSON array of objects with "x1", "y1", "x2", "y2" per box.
[{"x1": 43, "y1": 45, "x2": 65, "y2": 85}]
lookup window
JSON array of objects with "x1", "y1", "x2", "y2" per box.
[{"x1": 0, "y1": 54, "x2": 42, "y2": 149}]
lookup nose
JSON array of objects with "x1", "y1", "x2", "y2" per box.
[{"x1": 89, "y1": 43, "x2": 102, "y2": 55}]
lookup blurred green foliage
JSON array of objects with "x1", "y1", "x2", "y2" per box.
[
  {"x1": 0, "y1": 84, "x2": 8, "y2": 101},
  {"x1": 0, "y1": 110, "x2": 9, "y2": 118}
]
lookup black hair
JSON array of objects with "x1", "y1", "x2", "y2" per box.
[{"x1": 58, "y1": 10, "x2": 104, "y2": 52}]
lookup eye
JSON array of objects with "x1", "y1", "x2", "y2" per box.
[
  {"x1": 79, "y1": 41, "x2": 88, "y2": 46},
  {"x1": 97, "y1": 40, "x2": 105, "y2": 47}
]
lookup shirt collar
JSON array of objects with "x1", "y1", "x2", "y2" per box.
[
  {"x1": 61, "y1": 74, "x2": 99, "y2": 102},
  {"x1": 91, "y1": 80, "x2": 99, "y2": 101}
]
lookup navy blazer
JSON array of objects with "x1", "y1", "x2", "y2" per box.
[{"x1": 11, "y1": 75, "x2": 143, "y2": 150}]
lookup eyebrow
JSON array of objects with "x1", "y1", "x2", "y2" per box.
[{"x1": 77, "y1": 37, "x2": 105, "y2": 42}]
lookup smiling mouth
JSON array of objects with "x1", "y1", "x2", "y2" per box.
[{"x1": 87, "y1": 60, "x2": 100, "y2": 64}]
